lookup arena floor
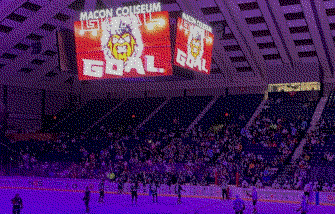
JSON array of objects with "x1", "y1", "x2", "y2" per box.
[{"x1": 1, "y1": 188, "x2": 335, "y2": 214}]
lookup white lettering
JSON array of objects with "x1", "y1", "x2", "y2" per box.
[
  {"x1": 141, "y1": 4, "x2": 146, "y2": 14},
  {"x1": 135, "y1": 5, "x2": 141, "y2": 14},
  {"x1": 176, "y1": 49, "x2": 187, "y2": 66},
  {"x1": 80, "y1": 12, "x2": 87, "y2": 21},
  {"x1": 122, "y1": 6, "x2": 130, "y2": 16},
  {"x1": 186, "y1": 55, "x2": 194, "y2": 68},
  {"x1": 105, "y1": 9, "x2": 113, "y2": 18},
  {"x1": 152, "y1": 2, "x2": 161, "y2": 12},
  {"x1": 182, "y1": 13, "x2": 187, "y2": 20},
  {"x1": 99, "y1": 10, "x2": 105, "y2": 19},
  {"x1": 116, "y1": 8, "x2": 122, "y2": 16},
  {"x1": 146, "y1": 4, "x2": 152, "y2": 13},
  {"x1": 125, "y1": 57, "x2": 145, "y2": 74},
  {"x1": 105, "y1": 60, "x2": 123, "y2": 76},
  {"x1": 80, "y1": 3, "x2": 162, "y2": 20},
  {"x1": 83, "y1": 59, "x2": 103, "y2": 78},
  {"x1": 182, "y1": 13, "x2": 212, "y2": 33},
  {"x1": 193, "y1": 57, "x2": 202, "y2": 70},
  {"x1": 88, "y1": 11, "x2": 94, "y2": 20},
  {"x1": 145, "y1": 55, "x2": 164, "y2": 73},
  {"x1": 94, "y1": 10, "x2": 99, "y2": 19}
]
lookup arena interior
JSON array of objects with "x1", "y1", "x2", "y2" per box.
[{"x1": 1, "y1": 0, "x2": 335, "y2": 213}]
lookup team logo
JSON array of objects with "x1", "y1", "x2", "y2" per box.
[
  {"x1": 187, "y1": 27, "x2": 204, "y2": 64},
  {"x1": 176, "y1": 23, "x2": 209, "y2": 73},
  {"x1": 101, "y1": 15, "x2": 145, "y2": 76}
]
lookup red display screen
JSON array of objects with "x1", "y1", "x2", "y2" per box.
[
  {"x1": 174, "y1": 17, "x2": 214, "y2": 74},
  {"x1": 74, "y1": 11, "x2": 172, "y2": 80}
]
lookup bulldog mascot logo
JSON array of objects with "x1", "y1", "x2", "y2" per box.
[{"x1": 101, "y1": 14, "x2": 145, "y2": 76}]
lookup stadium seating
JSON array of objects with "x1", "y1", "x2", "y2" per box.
[
  {"x1": 142, "y1": 96, "x2": 213, "y2": 131},
  {"x1": 197, "y1": 94, "x2": 263, "y2": 131},
  {"x1": 89, "y1": 97, "x2": 166, "y2": 135},
  {"x1": 51, "y1": 98, "x2": 121, "y2": 135},
  {"x1": 1, "y1": 92, "x2": 329, "y2": 191}
]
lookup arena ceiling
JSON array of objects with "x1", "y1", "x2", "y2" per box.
[{"x1": 0, "y1": 0, "x2": 335, "y2": 90}]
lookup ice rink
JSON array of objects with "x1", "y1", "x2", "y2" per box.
[{"x1": 1, "y1": 187, "x2": 335, "y2": 214}]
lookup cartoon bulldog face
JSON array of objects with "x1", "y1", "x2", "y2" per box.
[
  {"x1": 190, "y1": 38, "x2": 201, "y2": 59},
  {"x1": 108, "y1": 33, "x2": 136, "y2": 62}
]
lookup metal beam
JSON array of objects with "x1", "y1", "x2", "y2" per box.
[
  {"x1": 216, "y1": 0, "x2": 267, "y2": 83},
  {"x1": 0, "y1": 0, "x2": 26, "y2": 25},
  {"x1": 0, "y1": 0, "x2": 78, "y2": 58},
  {"x1": 257, "y1": 0, "x2": 293, "y2": 67},
  {"x1": 308, "y1": 0, "x2": 334, "y2": 78}
]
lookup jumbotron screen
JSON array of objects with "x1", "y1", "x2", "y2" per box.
[
  {"x1": 174, "y1": 13, "x2": 214, "y2": 74},
  {"x1": 74, "y1": 9, "x2": 172, "y2": 80}
]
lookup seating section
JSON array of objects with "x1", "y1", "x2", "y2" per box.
[
  {"x1": 143, "y1": 96, "x2": 213, "y2": 131},
  {"x1": 2, "y1": 92, "x2": 327, "y2": 190},
  {"x1": 89, "y1": 97, "x2": 166, "y2": 135},
  {"x1": 244, "y1": 91, "x2": 319, "y2": 185},
  {"x1": 309, "y1": 135, "x2": 335, "y2": 167},
  {"x1": 303, "y1": 92, "x2": 335, "y2": 182},
  {"x1": 51, "y1": 98, "x2": 121, "y2": 135},
  {"x1": 197, "y1": 94, "x2": 263, "y2": 131}
]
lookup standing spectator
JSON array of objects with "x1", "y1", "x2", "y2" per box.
[
  {"x1": 117, "y1": 177, "x2": 123, "y2": 194},
  {"x1": 233, "y1": 194, "x2": 246, "y2": 214},
  {"x1": 304, "y1": 182, "x2": 311, "y2": 203},
  {"x1": 175, "y1": 181, "x2": 185, "y2": 204},
  {"x1": 297, "y1": 195, "x2": 308, "y2": 214},
  {"x1": 83, "y1": 186, "x2": 90, "y2": 213},
  {"x1": 130, "y1": 180, "x2": 139, "y2": 205},
  {"x1": 221, "y1": 178, "x2": 229, "y2": 200},
  {"x1": 11, "y1": 194, "x2": 23, "y2": 214},
  {"x1": 246, "y1": 186, "x2": 258, "y2": 214},
  {"x1": 98, "y1": 178, "x2": 105, "y2": 203},
  {"x1": 151, "y1": 181, "x2": 159, "y2": 203}
]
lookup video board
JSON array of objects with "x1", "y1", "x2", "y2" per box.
[
  {"x1": 74, "y1": 3, "x2": 172, "y2": 80},
  {"x1": 174, "y1": 13, "x2": 214, "y2": 74}
]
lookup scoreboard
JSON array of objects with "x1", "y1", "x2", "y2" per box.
[
  {"x1": 73, "y1": 3, "x2": 214, "y2": 80},
  {"x1": 174, "y1": 13, "x2": 214, "y2": 75}
]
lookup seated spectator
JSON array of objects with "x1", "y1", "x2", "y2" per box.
[
  {"x1": 272, "y1": 180, "x2": 281, "y2": 189},
  {"x1": 283, "y1": 181, "x2": 291, "y2": 190},
  {"x1": 313, "y1": 182, "x2": 320, "y2": 192},
  {"x1": 295, "y1": 178, "x2": 303, "y2": 190},
  {"x1": 325, "y1": 152, "x2": 334, "y2": 162},
  {"x1": 255, "y1": 179, "x2": 263, "y2": 188},
  {"x1": 323, "y1": 183, "x2": 331, "y2": 192},
  {"x1": 332, "y1": 184, "x2": 335, "y2": 192},
  {"x1": 242, "y1": 180, "x2": 249, "y2": 188}
]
